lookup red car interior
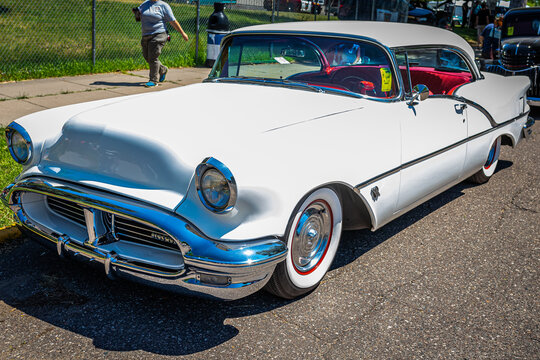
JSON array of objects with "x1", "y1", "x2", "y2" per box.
[{"x1": 401, "y1": 66, "x2": 472, "y2": 95}]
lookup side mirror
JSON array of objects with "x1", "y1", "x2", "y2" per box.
[{"x1": 407, "y1": 84, "x2": 430, "y2": 105}]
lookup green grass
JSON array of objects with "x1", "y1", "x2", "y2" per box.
[
  {"x1": 452, "y1": 26, "x2": 478, "y2": 46},
  {"x1": 0, "y1": 0, "x2": 319, "y2": 81},
  {"x1": 0, "y1": 0, "x2": 481, "y2": 81},
  {"x1": 0, "y1": 130, "x2": 21, "y2": 227}
]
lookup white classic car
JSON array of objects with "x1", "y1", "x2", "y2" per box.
[{"x1": 2, "y1": 22, "x2": 534, "y2": 300}]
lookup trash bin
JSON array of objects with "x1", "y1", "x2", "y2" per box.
[{"x1": 206, "y1": 3, "x2": 229, "y2": 67}]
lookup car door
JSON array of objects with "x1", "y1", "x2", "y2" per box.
[
  {"x1": 395, "y1": 48, "x2": 471, "y2": 212},
  {"x1": 397, "y1": 97, "x2": 468, "y2": 210}
]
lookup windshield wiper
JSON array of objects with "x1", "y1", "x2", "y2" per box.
[
  {"x1": 206, "y1": 77, "x2": 324, "y2": 94},
  {"x1": 278, "y1": 79, "x2": 325, "y2": 93},
  {"x1": 206, "y1": 77, "x2": 365, "y2": 99}
]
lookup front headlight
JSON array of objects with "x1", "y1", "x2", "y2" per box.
[
  {"x1": 196, "y1": 158, "x2": 237, "y2": 213},
  {"x1": 6, "y1": 124, "x2": 32, "y2": 164}
]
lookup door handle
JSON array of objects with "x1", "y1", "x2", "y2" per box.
[{"x1": 454, "y1": 103, "x2": 467, "y2": 114}]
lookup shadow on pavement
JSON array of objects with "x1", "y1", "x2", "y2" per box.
[
  {"x1": 90, "y1": 81, "x2": 144, "y2": 87},
  {"x1": 0, "y1": 161, "x2": 513, "y2": 355},
  {"x1": 332, "y1": 159, "x2": 512, "y2": 271}
]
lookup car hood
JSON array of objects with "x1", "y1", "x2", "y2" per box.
[
  {"x1": 35, "y1": 82, "x2": 364, "y2": 209},
  {"x1": 502, "y1": 36, "x2": 540, "y2": 49}
]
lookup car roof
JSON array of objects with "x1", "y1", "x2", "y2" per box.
[
  {"x1": 232, "y1": 21, "x2": 475, "y2": 61},
  {"x1": 505, "y1": 6, "x2": 540, "y2": 15}
]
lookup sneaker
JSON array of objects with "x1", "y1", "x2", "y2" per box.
[
  {"x1": 144, "y1": 81, "x2": 158, "y2": 88},
  {"x1": 159, "y1": 67, "x2": 168, "y2": 82}
]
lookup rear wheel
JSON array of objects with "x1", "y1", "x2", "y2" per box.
[
  {"x1": 469, "y1": 137, "x2": 501, "y2": 184},
  {"x1": 265, "y1": 188, "x2": 343, "y2": 299}
]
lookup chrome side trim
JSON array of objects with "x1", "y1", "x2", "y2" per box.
[
  {"x1": 430, "y1": 94, "x2": 498, "y2": 128},
  {"x1": 355, "y1": 112, "x2": 529, "y2": 190},
  {"x1": 264, "y1": 107, "x2": 364, "y2": 133},
  {"x1": 458, "y1": 97, "x2": 498, "y2": 128}
]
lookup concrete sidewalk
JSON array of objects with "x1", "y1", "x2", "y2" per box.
[{"x1": 0, "y1": 67, "x2": 210, "y2": 127}]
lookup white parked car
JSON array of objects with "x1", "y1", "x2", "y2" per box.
[{"x1": 2, "y1": 22, "x2": 534, "y2": 300}]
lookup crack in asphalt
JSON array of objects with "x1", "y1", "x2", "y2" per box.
[
  {"x1": 271, "y1": 312, "x2": 324, "y2": 343},
  {"x1": 510, "y1": 189, "x2": 539, "y2": 214},
  {"x1": 320, "y1": 272, "x2": 427, "y2": 359}
]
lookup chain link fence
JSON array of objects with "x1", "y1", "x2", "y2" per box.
[{"x1": 0, "y1": 0, "x2": 409, "y2": 82}]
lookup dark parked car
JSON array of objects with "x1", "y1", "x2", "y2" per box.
[
  {"x1": 485, "y1": 7, "x2": 540, "y2": 105},
  {"x1": 264, "y1": 0, "x2": 302, "y2": 12},
  {"x1": 337, "y1": 0, "x2": 429, "y2": 23},
  {"x1": 407, "y1": 4, "x2": 437, "y2": 25}
]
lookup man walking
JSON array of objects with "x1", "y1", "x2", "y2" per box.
[{"x1": 133, "y1": 0, "x2": 189, "y2": 88}]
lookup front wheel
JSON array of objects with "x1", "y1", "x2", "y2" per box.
[
  {"x1": 265, "y1": 188, "x2": 343, "y2": 299},
  {"x1": 469, "y1": 137, "x2": 501, "y2": 184}
]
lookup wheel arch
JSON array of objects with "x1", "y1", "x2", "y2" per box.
[
  {"x1": 283, "y1": 182, "x2": 374, "y2": 237},
  {"x1": 324, "y1": 182, "x2": 374, "y2": 231},
  {"x1": 500, "y1": 133, "x2": 516, "y2": 148}
]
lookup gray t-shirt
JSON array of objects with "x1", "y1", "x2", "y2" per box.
[{"x1": 138, "y1": 1, "x2": 176, "y2": 36}]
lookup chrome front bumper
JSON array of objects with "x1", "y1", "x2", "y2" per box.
[
  {"x1": 526, "y1": 97, "x2": 540, "y2": 107},
  {"x1": 1, "y1": 177, "x2": 287, "y2": 300}
]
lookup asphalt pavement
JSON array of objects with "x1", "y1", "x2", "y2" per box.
[{"x1": 0, "y1": 70, "x2": 538, "y2": 359}]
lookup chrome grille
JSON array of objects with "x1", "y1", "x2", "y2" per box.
[
  {"x1": 46, "y1": 196, "x2": 86, "y2": 226},
  {"x1": 104, "y1": 213, "x2": 179, "y2": 251},
  {"x1": 46, "y1": 195, "x2": 179, "y2": 252},
  {"x1": 501, "y1": 50, "x2": 540, "y2": 70},
  {"x1": 502, "y1": 54, "x2": 534, "y2": 69}
]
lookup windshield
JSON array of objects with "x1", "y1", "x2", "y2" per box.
[
  {"x1": 209, "y1": 35, "x2": 398, "y2": 98},
  {"x1": 502, "y1": 11, "x2": 540, "y2": 38}
]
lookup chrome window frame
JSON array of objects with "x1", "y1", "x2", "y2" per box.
[
  {"x1": 391, "y1": 44, "x2": 482, "y2": 95},
  {"x1": 208, "y1": 30, "x2": 407, "y2": 103},
  {"x1": 391, "y1": 45, "x2": 495, "y2": 123}
]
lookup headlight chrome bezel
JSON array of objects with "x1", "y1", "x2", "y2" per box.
[
  {"x1": 195, "y1": 157, "x2": 237, "y2": 213},
  {"x1": 6, "y1": 123, "x2": 33, "y2": 165}
]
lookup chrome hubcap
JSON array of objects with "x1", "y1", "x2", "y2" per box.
[{"x1": 291, "y1": 200, "x2": 333, "y2": 274}]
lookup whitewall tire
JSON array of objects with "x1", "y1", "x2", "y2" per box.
[{"x1": 265, "y1": 188, "x2": 343, "y2": 299}]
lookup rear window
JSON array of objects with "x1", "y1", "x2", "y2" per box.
[
  {"x1": 502, "y1": 11, "x2": 540, "y2": 38},
  {"x1": 396, "y1": 48, "x2": 472, "y2": 96}
]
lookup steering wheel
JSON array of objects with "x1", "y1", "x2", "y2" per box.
[{"x1": 339, "y1": 76, "x2": 369, "y2": 94}]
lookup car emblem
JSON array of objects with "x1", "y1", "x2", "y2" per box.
[{"x1": 151, "y1": 232, "x2": 175, "y2": 244}]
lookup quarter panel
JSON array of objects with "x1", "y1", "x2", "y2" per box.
[{"x1": 455, "y1": 73, "x2": 530, "y2": 123}]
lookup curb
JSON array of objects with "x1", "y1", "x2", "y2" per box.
[{"x1": 0, "y1": 224, "x2": 22, "y2": 244}]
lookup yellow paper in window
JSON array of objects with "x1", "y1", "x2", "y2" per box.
[
  {"x1": 380, "y1": 68, "x2": 392, "y2": 92},
  {"x1": 507, "y1": 26, "x2": 514, "y2": 36}
]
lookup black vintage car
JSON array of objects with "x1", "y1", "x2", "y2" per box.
[{"x1": 485, "y1": 7, "x2": 540, "y2": 105}]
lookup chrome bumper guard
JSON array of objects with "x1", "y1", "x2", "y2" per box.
[
  {"x1": 1, "y1": 178, "x2": 287, "y2": 300},
  {"x1": 523, "y1": 116, "x2": 535, "y2": 139}
]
